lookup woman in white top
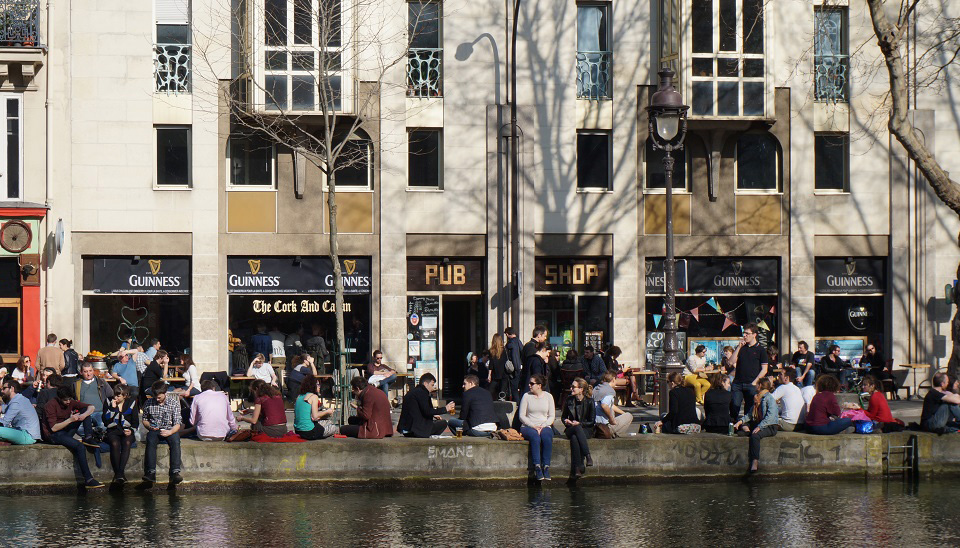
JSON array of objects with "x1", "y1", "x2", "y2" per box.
[
  {"x1": 683, "y1": 345, "x2": 713, "y2": 405},
  {"x1": 247, "y1": 353, "x2": 278, "y2": 386},
  {"x1": 177, "y1": 354, "x2": 201, "y2": 396},
  {"x1": 519, "y1": 374, "x2": 556, "y2": 481}
]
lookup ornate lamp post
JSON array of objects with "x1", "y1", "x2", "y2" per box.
[{"x1": 646, "y1": 66, "x2": 689, "y2": 414}]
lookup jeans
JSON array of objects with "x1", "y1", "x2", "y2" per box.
[
  {"x1": 508, "y1": 376, "x2": 520, "y2": 403},
  {"x1": 378, "y1": 373, "x2": 397, "y2": 397},
  {"x1": 807, "y1": 418, "x2": 853, "y2": 435},
  {"x1": 143, "y1": 430, "x2": 182, "y2": 479},
  {"x1": 0, "y1": 427, "x2": 36, "y2": 445},
  {"x1": 79, "y1": 411, "x2": 105, "y2": 437},
  {"x1": 800, "y1": 368, "x2": 815, "y2": 387},
  {"x1": 50, "y1": 421, "x2": 94, "y2": 482},
  {"x1": 564, "y1": 425, "x2": 591, "y2": 471},
  {"x1": 748, "y1": 424, "x2": 778, "y2": 462},
  {"x1": 839, "y1": 369, "x2": 854, "y2": 388},
  {"x1": 105, "y1": 428, "x2": 135, "y2": 478},
  {"x1": 730, "y1": 382, "x2": 757, "y2": 420},
  {"x1": 520, "y1": 425, "x2": 553, "y2": 467},
  {"x1": 401, "y1": 420, "x2": 448, "y2": 437},
  {"x1": 447, "y1": 418, "x2": 492, "y2": 437},
  {"x1": 922, "y1": 403, "x2": 960, "y2": 432}
]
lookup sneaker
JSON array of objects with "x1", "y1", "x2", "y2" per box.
[
  {"x1": 81, "y1": 437, "x2": 100, "y2": 448},
  {"x1": 585, "y1": 455, "x2": 594, "y2": 467},
  {"x1": 543, "y1": 466, "x2": 552, "y2": 481},
  {"x1": 534, "y1": 465, "x2": 544, "y2": 481},
  {"x1": 85, "y1": 479, "x2": 105, "y2": 489},
  {"x1": 141, "y1": 474, "x2": 156, "y2": 484},
  {"x1": 113, "y1": 475, "x2": 126, "y2": 485},
  {"x1": 170, "y1": 472, "x2": 183, "y2": 485}
]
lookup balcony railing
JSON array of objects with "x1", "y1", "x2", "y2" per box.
[
  {"x1": 0, "y1": 0, "x2": 39, "y2": 47},
  {"x1": 407, "y1": 47, "x2": 442, "y2": 98},
  {"x1": 814, "y1": 54, "x2": 848, "y2": 103},
  {"x1": 576, "y1": 51, "x2": 612, "y2": 100},
  {"x1": 155, "y1": 43, "x2": 191, "y2": 94}
]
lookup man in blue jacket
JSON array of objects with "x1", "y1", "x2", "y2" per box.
[
  {"x1": 504, "y1": 327, "x2": 523, "y2": 402},
  {"x1": 448, "y1": 375, "x2": 499, "y2": 437}
]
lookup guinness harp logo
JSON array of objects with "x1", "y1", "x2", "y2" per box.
[
  {"x1": 645, "y1": 261, "x2": 653, "y2": 275},
  {"x1": 148, "y1": 260, "x2": 162, "y2": 276},
  {"x1": 845, "y1": 261, "x2": 857, "y2": 276},
  {"x1": 248, "y1": 260, "x2": 262, "y2": 275},
  {"x1": 344, "y1": 260, "x2": 357, "y2": 276},
  {"x1": 732, "y1": 261, "x2": 743, "y2": 276}
]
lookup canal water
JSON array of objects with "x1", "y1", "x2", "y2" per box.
[{"x1": 0, "y1": 480, "x2": 956, "y2": 546}]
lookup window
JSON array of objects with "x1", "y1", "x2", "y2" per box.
[
  {"x1": 407, "y1": 1, "x2": 442, "y2": 97},
  {"x1": 659, "y1": 0, "x2": 681, "y2": 78},
  {"x1": 263, "y1": 0, "x2": 343, "y2": 111},
  {"x1": 332, "y1": 137, "x2": 373, "y2": 188},
  {"x1": 736, "y1": 133, "x2": 779, "y2": 192},
  {"x1": 577, "y1": 131, "x2": 611, "y2": 190},
  {"x1": 228, "y1": 136, "x2": 275, "y2": 187},
  {"x1": 408, "y1": 129, "x2": 442, "y2": 188},
  {"x1": 814, "y1": 7, "x2": 848, "y2": 102},
  {"x1": 576, "y1": 4, "x2": 611, "y2": 99},
  {"x1": 815, "y1": 133, "x2": 848, "y2": 192},
  {"x1": 156, "y1": 126, "x2": 190, "y2": 187},
  {"x1": 644, "y1": 139, "x2": 687, "y2": 191},
  {"x1": 155, "y1": 0, "x2": 191, "y2": 93},
  {"x1": 690, "y1": 0, "x2": 765, "y2": 117},
  {"x1": 0, "y1": 95, "x2": 22, "y2": 200}
]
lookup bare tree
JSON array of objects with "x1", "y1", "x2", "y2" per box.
[{"x1": 865, "y1": 0, "x2": 960, "y2": 376}]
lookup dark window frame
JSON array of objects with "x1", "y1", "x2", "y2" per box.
[
  {"x1": 407, "y1": 128, "x2": 443, "y2": 189},
  {"x1": 156, "y1": 125, "x2": 191, "y2": 187},
  {"x1": 577, "y1": 130, "x2": 612, "y2": 191},
  {"x1": 814, "y1": 132, "x2": 849, "y2": 192}
]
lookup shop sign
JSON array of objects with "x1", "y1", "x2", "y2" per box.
[
  {"x1": 227, "y1": 257, "x2": 371, "y2": 295},
  {"x1": 91, "y1": 258, "x2": 190, "y2": 295},
  {"x1": 535, "y1": 258, "x2": 609, "y2": 292},
  {"x1": 847, "y1": 303, "x2": 872, "y2": 331},
  {"x1": 407, "y1": 259, "x2": 483, "y2": 292},
  {"x1": 250, "y1": 298, "x2": 352, "y2": 314},
  {"x1": 815, "y1": 258, "x2": 886, "y2": 295},
  {"x1": 646, "y1": 258, "x2": 779, "y2": 295}
]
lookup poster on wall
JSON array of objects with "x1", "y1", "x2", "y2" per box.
[
  {"x1": 408, "y1": 341, "x2": 421, "y2": 357},
  {"x1": 408, "y1": 296, "x2": 440, "y2": 371},
  {"x1": 420, "y1": 340, "x2": 438, "y2": 361},
  {"x1": 687, "y1": 339, "x2": 741, "y2": 365},
  {"x1": 644, "y1": 331, "x2": 689, "y2": 369}
]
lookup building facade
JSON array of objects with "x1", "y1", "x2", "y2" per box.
[{"x1": 0, "y1": 0, "x2": 952, "y2": 397}]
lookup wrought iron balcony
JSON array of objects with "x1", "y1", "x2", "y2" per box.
[
  {"x1": 0, "y1": 0, "x2": 40, "y2": 47},
  {"x1": 407, "y1": 47, "x2": 442, "y2": 98},
  {"x1": 814, "y1": 54, "x2": 848, "y2": 103},
  {"x1": 576, "y1": 51, "x2": 612, "y2": 100},
  {"x1": 155, "y1": 43, "x2": 191, "y2": 94}
]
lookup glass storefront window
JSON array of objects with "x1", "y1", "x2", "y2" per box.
[
  {"x1": 87, "y1": 295, "x2": 192, "y2": 356},
  {"x1": 645, "y1": 295, "x2": 779, "y2": 357},
  {"x1": 814, "y1": 295, "x2": 884, "y2": 350},
  {"x1": 535, "y1": 294, "x2": 610, "y2": 356}
]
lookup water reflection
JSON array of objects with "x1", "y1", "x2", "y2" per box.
[{"x1": 0, "y1": 480, "x2": 957, "y2": 546}]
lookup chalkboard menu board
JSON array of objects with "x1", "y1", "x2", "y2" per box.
[
  {"x1": 407, "y1": 296, "x2": 440, "y2": 372},
  {"x1": 645, "y1": 331, "x2": 688, "y2": 368}
]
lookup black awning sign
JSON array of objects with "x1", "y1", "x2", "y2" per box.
[
  {"x1": 646, "y1": 258, "x2": 779, "y2": 295},
  {"x1": 815, "y1": 258, "x2": 886, "y2": 295},
  {"x1": 92, "y1": 258, "x2": 191, "y2": 294},
  {"x1": 227, "y1": 257, "x2": 371, "y2": 295}
]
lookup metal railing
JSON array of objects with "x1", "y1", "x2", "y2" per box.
[
  {"x1": 0, "y1": 0, "x2": 40, "y2": 47},
  {"x1": 576, "y1": 50, "x2": 612, "y2": 100},
  {"x1": 814, "y1": 54, "x2": 848, "y2": 103},
  {"x1": 155, "y1": 43, "x2": 192, "y2": 94},
  {"x1": 407, "y1": 47, "x2": 442, "y2": 98}
]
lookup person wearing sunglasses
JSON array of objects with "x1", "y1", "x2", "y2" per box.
[{"x1": 519, "y1": 374, "x2": 555, "y2": 481}]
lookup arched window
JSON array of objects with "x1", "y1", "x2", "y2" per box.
[{"x1": 736, "y1": 133, "x2": 780, "y2": 192}]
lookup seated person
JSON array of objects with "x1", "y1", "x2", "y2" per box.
[
  {"x1": 110, "y1": 353, "x2": 139, "y2": 393},
  {"x1": 366, "y1": 350, "x2": 398, "y2": 397},
  {"x1": 398, "y1": 373, "x2": 454, "y2": 437},
  {"x1": 141, "y1": 381, "x2": 183, "y2": 485},
  {"x1": 176, "y1": 355, "x2": 201, "y2": 397},
  {"x1": 0, "y1": 378, "x2": 41, "y2": 445},
  {"x1": 655, "y1": 372, "x2": 700, "y2": 434},
  {"x1": 702, "y1": 374, "x2": 732, "y2": 434},
  {"x1": 594, "y1": 371, "x2": 633, "y2": 437},
  {"x1": 73, "y1": 362, "x2": 115, "y2": 439},
  {"x1": 805, "y1": 375, "x2": 854, "y2": 435},
  {"x1": 920, "y1": 372, "x2": 960, "y2": 433},
  {"x1": 859, "y1": 374, "x2": 900, "y2": 432},
  {"x1": 561, "y1": 377, "x2": 596, "y2": 477},
  {"x1": 284, "y1": 354, "x2": 317, "y2": 401},
  {"x1": 45, "y1": 384, "x2": 102, "y2": 488},
  {"x1": 238, "y1": 383, "x2": 288, "y2": 438},
  {"x1": 340, "y1": 376, "x2": 393, "y2": 439},
  {"x1": 735, "y1": 377, "x2": 778, "y2": 473},
  {"x1": 294, "y1": 374, "x2": 337, "y2": 440},
  {"x1": 772, "y1": 368, "x2": 805, "y2": 431},
  {"x1": 448, "y1": 374, "x2": 499, "y2": 437},
  {"x1": 790, "y1": 341, "x2": 816, "y2": 387},
  {"x1": 247, "y1": 353, "x2": 278, "y2": 386},
  {"x1": 860, "y1": 345, "x2": 890, "y2": 382},
  {"x1": 560, "y1": 350, "x2": 584, "y2": 371},
  {"x1": 820, "y1": 345, "x2": 852, "y2": 389},
  {"x1": 190, "y1": 380, "x2": 238, "y2": 441},
  {"x1": 102, "y1": 386, "x2": 139, "y2": 484},
  {"x1": 683, "y1": 345, "x2": 713, "y2": 405}
]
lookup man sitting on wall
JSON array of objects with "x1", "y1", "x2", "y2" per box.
[
  {"x1": 397, "y1": 373, "x2": 454, "y2": 438},
  {"x1": 920, "y1": 372, "x2": 960, "y2": 433},
  {"x1": 73, "y1": 363, "x2": 114, "y2": 440},
  {"x1": 0, "y1": 378, "x2": 41, "y2": 445},
  {"x1": 340, "y1": 376, "x2": 393, "y2": 439},
  {"x1": 448, "y1": 375, "x2": 499, "y2": 437},
  {"x1": 141, "y1": 381, "x2": 183, "y2": 485},
  {"x1": 45, "y1": 385, "x2": 103, "y2": 488},
  {"x1": 190, "y1": 380, "x2": 238, "y2": 441},
  {"x1": 594, "y1": 371, "x2": 633, "y2": 437}
]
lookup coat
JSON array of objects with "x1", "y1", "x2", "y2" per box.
[
  {"x1": 397, "y1": 384, "x2": 447, "y2": 438},
  {"x1": 459, "y1": 386, "x2": 498, "y2": 429},
  {"x1": 561, "y1": 395, "x2": 596, "y2": 437},
  {"x1": 355, "y1": 385, "x2": 393, "y2": 439},
  {"x1": 505, "y1": 337, "x2": 522, "y2": 378},
  {"x1": 73, "y1": 377, "x2": 115, "y2": 409}
]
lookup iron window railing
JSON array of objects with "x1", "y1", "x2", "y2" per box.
[
  {"x1": 576, "y1": 51, "x2": 612, "y2": 100},
  {"x1": 407, "y1": 47, "x2": 442, "y2": 98},
  {"x1": 814, "y1": 53, "x2": 848, "y2": 103},
  {"x1": 0, "y1": 0, "x2": 39, "y2": 47},
  {"x1": 154, "y1": 43, "x2": 192, "y2": 94}
]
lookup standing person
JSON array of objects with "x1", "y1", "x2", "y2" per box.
[
  {"x1": 522, "y1": 326, "x2": 547, "y2": 364},
  {"x1": 594, "y1": 371, "x2": 634, "y2": 437},
  {"x1": 37, "y1": 333, "x2": 65, "y2": 374},
  {"x1": 10, "y1": 356, "x2": 35, "y2": 382},
  {"x1": 110, "y1": 353, "x2": 139, "y2": 394},
  {"x1": 0, "y1": 378, "x2": 41, "y2": 445},
  {"x1": 294, "y1": 374, "x2": 337, "y2": 440},
  {"x1": 305, "y1": 324, "x2": 330, "y2": 365},
  {"x1": 350, "y1": 318, "x2": 370, "y2": 367},
  {"x1": 448, "y1": 375, "x2": 499, "y2": 437},
  {"x1": 340, "y1": 376, "x2": 393, "y2": 439},
  {"x1": 734, "y1": 377, "x2": 779, "y2": 473},
  {"x1": 247, "y1": 353, "x2": 278, "y2": 386},
  {"x1": 728, "y1": 324, "x2": 768, "y2": 420},
  {"x1": 238, "y1": 383, "x2": 288, "y2": 438},
  {"x1": 773, "y1": 368, "x2": 806, "y2": 431},
  {"x1": 683, "y1": 345, "x2": 712, "y2": 405},
  {"x1": 820, "y1": 345, "x2": 850, "y2": 388},
  {"x1": 790, "y1": 341, "x2": 816, "y2": 387},
  {"x1": 46, "y1": 385, "x2": 103, "y2": 488},
  {"x1": 141, "y1": 381, "x2": 183, "y2": 485},
  {"x1": 190, "y1": 380, "x2": 238, "y2": 441},
  {"x1": 144, "y1": 338, "x2": 161, "y2": 361},
  {"x1": 519, "y1": 374, "x2": 555, "y2": 481},
  {"x1": 250, "y1": 325, "x2": 272, "y2": 361},
  {"x1": 583, "y1": 346, "x2": 607, "y2": 386},
  {"x1": 477, "y1": 350, "x2": 492, "y2": 390},
  {"x1": 504, "y1": 327, "x2": 523, "y2": 402},
  {"x1": 702, "y1": 374, "x2": 733, "y2": 434},
  {"x1": 102, "y1": 386, "x2": 139, "y2": 484},
  {"x1": 655, "y1": 372, "x2": 700, "y2": 434},
  {"x1": 920, "y1": 372, "x2": 960, "y2": 433},
  {"x1": 398, "y1": 373, "x2": 454, "y2": 437},
  {"x1": 487, "y1": 333, "x2": 511, "y2": 401},
  {"x1": 805, "y1": 375, "x2": 854, "y2": 435},
  {"x1": 60, "y1": 339, "x2": 81, "y2": 377},
  {"x1": 522, "y1": 343, "x2": 550, "y2": 395},
  {"x1": 140, "y1": 350, "x2": 170, "y2": 401},
  {"x1": 721, "y1": 346, "x2": 736, "y2": 377},
  {"x1": 561, "y1": 377, "x2": 595, "y2": 477}
]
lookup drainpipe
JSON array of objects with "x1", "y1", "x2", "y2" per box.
[{"x1": 43, "y1": 0, "x2": 53, "y2": 333}]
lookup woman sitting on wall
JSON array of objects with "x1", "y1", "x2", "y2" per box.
[
  {"x1": 805, "y1": 374, "x2": 854, "y2": 435},
  {"x1": 102, "y1": 385, "x2": 139, "y2": 484},
  {"x1": 237, "y1": 382, "x2": 287, "y2": 438},
  {"x1": 655, "y1": 372, "x2": 700, "y2": 434},
  {"x1": 735, "y1": 377, "x2": 778, "y2": 473},
  {"x1": 519, "y1": 374, "x2": 555, "y2": 481},
  {"x1": 561, "y1": 377, "x2": 595, "y2": 478},
  {"x1": 860, "y1": 374, "x2": 902, "y2": 432},
  {"x1": 294, "y1": 373, "x2": 337, "y2": 440},
  {"x1": 702, "y1": 374, "x2": 733, "y2": 434}
]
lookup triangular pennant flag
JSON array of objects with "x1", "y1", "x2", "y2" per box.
[
  {"x1": 769, "y1": 305, "x2": 776, "y2": 315},
  {"x1": 722, "y1": 315, "x2": 736, "y2": 331},
  {"x1": 706, "y1": 297, "x2": 720, "y2": 312},
  {"x1": 757, "y1": 320, "x2": 770, "y2": 332},
  {"x1": 653, "y1": 314, "x2": 663, "y2": 328},
  {"x1": 715, "y1": 301, "x2": 724, "y2": 314},
  {"x1": 690, "y1": 307, "x2": 700, "y2": 322}
]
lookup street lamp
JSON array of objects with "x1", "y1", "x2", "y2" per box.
[{"x1": 646, "y1": 65, "x2": 688, "y2": 414}]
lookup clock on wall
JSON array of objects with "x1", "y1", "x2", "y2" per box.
[{"x1": 0, "y1": 220, "x2": 32, "y2": 253}]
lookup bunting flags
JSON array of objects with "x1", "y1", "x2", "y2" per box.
[
  {"x1": 769, "y1": 305, "x2": 776, "y2": 314},
  {"x1": 653, "y1": 314, "x2": 662, "y2": 328},
  {"x1": 722, "y1": 314, "x2": 737, "y2": 332},
  {"x1": 706, "y1": 297, "x2": 720, "y2": 312},
  {"x1": 757, "y1": 320, "x2": 770, "y2": 332},
  {"x1": 690, "y1": 307, "x2": 699, "y2": 322}
]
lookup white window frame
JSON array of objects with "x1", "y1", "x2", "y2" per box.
[
  {"x1": 734, "y1": 133, "x2": 780, "y2": 194},
  {"x1": 253, "y1": 0, "x2": 356, "y2": 114},
  {"x1": 684, "y1": 0, "x2": 772, "y2": 119},
  {"x1": 0, "y1": 94, "x2": 23, "y2": 201},
  {"x1": 226, "y1": 136, "x2": 278, "y2": 190},
  {"x1": 154, "y1": 125, "x2": 192, "y2": 189}
]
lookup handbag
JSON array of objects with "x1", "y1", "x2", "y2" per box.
[
  {"x1": 594, "y1": 423, "x2": 613, "y2": 439},
  {"x1": 853, "y1": 420, "x2": 874, "y2": 434},
  {"x1": 504, "y1": 359, "x2": 515, "y2": 375}
]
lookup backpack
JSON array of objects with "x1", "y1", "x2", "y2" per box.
[{"x1": 496, "y1": 428, "x2": 524, "y2": 441}]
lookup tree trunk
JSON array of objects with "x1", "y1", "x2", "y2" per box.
[
  {"x1": 327, "y1": 167, "x2": 349, "y2": 423},
  {"x1": 948, "y1": 254, "x2": 960, "y2": 380}
]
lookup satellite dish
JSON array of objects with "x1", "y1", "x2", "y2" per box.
[{"x1": 55, "y1": 218, "x2": 64, "y2": 255}]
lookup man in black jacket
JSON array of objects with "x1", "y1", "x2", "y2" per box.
[
  {"x1": 448, "y1": 375, "x2": 499, "y2": 437},
  {"x1": 397, "y1": 373, "x2": 454, "y2": 437},
  {"x1": 522, "y1": 325, "x2": 548, "y2": 363},
  {"x1": 504, "y1": 327, "x2": 523, "y2": 402},
  {"x1": 820, "y1": 344, "x2": 851, "y2": 388},
  {"x1": 522, "y1": 342, "x2": 550, "y2": 396}
]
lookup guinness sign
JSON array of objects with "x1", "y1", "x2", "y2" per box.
[
  {"x1": 646, "y1": 258, "x2": 778, "y2": 295},
  {"x1": 89, "y1": 257, "x2": 190, "y2": 295},
  {"x1": 815, "y1": 258, "x2": 886, "y2": 295},
  {"x1": 535, "y1": 258, "x2": 610, "y2": 292},
  {"x1": 407, "y1": 259, "x2": 484, "y2": 292},
  {"x1": 227, "y1": 257, "x2": 371, "y2": 295}
]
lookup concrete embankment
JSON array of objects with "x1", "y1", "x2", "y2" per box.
[{"x1": 2, "y1": 432, "x2": 958, "y2": 491}]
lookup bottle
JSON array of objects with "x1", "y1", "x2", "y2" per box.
[
  {"x1": 728, "y1": 422, "x2": 734, "y2": 436},
  {"x1": 641, "y1": 424, "x2": 649, "y2": 434}
]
